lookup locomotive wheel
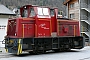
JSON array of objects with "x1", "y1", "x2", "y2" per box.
[
  {"x1": 54, "y1": 49, "x2": 60, "y2": 52},
  {"x1": 29, "y1": 51, "x2": 34, "y2": 54},
  {"x1": 29, "y1": 50, "x2": 38, "y2": 55},
  {"x1": 64, "y1": 48, "x2": 71, "y2": 51}
]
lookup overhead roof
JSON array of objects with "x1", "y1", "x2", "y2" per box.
[
  {"x1": 63, "y1": 0, "x2": 70, "y2": 5},
  {"x1": 0, "y1": 4, "x2": 15, "y2": 15}
]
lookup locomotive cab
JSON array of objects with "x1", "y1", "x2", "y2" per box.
[
  {"x1": 7, "y1": 5, "x2": 54, "y2": 38},
  {"x1": 20, "y1": 5, "x2": 36, "y2": 18}
]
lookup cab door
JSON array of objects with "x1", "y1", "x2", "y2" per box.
[
  {"x1": 27, "y1": 24, "x2": 34, "y2": 37},
  {"x1": 23, "y1": 24, "x2": 35, "y2": 38}
]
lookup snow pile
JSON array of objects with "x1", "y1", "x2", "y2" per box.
[{"x1": 81, "y1": 46, "x2": 90, "y2": 50}]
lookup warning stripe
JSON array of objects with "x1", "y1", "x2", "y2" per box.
[
  {"x1": 35, "y1": 24, "x2": 37, "y2": 37},
  {"x1": 50, "y1": 20, "x2": 52, "y2": 36},
  {"x1": 57, "y1": 21, "x2": 60, "y2": 36},
  {"x1": 17, "y1": 39, "x2": 22, "y2": 55},
  {"x1": 74, "y1": 25, "x2": 76, "y2": 37},
  {"x1": 23, "y1": 24, "x2": 24, "y2": 38},
  {"x1": 20, "y1": 43, "x2": 22, "y2": 54}
]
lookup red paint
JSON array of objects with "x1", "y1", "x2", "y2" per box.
[
  {"x1": 57, "y1": 20, "x2": 80, "y2": 36},
  {"x1": 36, "y1": 19, "x2": 51, "y2": 37},
  {"x1": 6, "y1": 5, "x2": 80, "y2": 38}
]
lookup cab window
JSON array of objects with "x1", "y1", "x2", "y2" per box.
[
  {"x1": 30, "y1": 8, "x2": 35, "y2": 17},
  {"x1": 22, "y1": 9, "x2": 28, "y2": 17},
  {"x1": 37, "y1": 7, "x2": 49, "y2": 15},
  {"x1": 50, "y1": 9, "x2": 55, "y2": 16}
]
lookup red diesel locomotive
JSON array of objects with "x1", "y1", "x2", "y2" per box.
[{"x1": 4, "y1": 5, "x2": 84, "y2": 55}]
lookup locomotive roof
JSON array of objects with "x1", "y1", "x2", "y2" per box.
[
  {"x1": 20, "y1": 4, "x2": 56, "y2": 9},
  {"x1": 22, "y1": 5, "x2": 38, "y2": 7}
]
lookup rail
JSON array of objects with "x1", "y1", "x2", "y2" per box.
[
  {"x1": 81, "y1": 25, "x2": 90, "y2": 32},
  {"x1": 81, "y1": 25, "x2": 90, "y2": 42},
  {"x1": 81, "y1": 25, "x2": 90, "y2": 37}
]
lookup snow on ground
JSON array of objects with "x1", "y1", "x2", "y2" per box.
[{"x1": 0, "y1": 46, "x2": 90, "y2": 60}]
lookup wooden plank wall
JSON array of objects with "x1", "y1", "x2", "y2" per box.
[{"x1": 68, "y1": 0, "x2": 79, "y2": 21}]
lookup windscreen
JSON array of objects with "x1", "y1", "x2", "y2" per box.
[
  {"x1": 22, "y1": 9, "x2": 28, "y2": 17},
  {"x1": 37, "y1": 7, "x2": 49, "y2": 15}
]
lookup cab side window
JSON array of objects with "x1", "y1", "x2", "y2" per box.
[
  {"x1": 22, "y1": 9, "x2": 28, "y2": 17},
  {"x1": 30, "y1": 8, "x2": 35, "y2": 17},
  {"x1": 24, "y1": 9, "x2": 28, "y2": 17},
  {"x1": 50, "y1": 9, "x2": 55, "y2": 16}
]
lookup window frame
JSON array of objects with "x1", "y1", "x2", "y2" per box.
[
  {"x1": 70, "y1": 3, "x2": 74, "y2": 8},
  {"x1": 70, "y1": 13, "x2": 75, "y2": 19}
]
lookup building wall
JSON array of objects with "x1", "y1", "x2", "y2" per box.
[
  {"x1": 0, "y1": 15, "x2": 13, "y2": 18},
  {"x1": 0, "y1": 15, "x2": 14, "y2": 47},
  {"x1": 68, "y1": 0, "x2": 79, "y2": 20},
  {"x1": 80, "y1": 0, "x2": 90, "y2": 42},
  {"x1": 64, "y1": 0, "x2": 90, "y2": 42}
]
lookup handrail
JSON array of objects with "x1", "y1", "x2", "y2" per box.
[
  {"x1": 81, "y1": 25, "x2": 90, "y2": 32},
  {"x1": 81, "y1": 25, "x2": 90, "y2": 39},
  {"x1": 81, "y1": 25, "x2": 90, "y2": 41}
]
